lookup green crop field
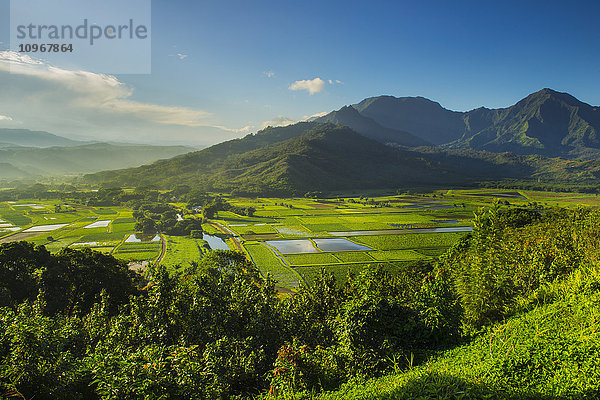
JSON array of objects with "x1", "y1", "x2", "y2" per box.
[
  {"x1": 284, "y1": 252, "x2": 341, "y2": 266},
  {"x1": 228, "y1": 224, "x2": 278, "y2": 235},
  {"x1": 244, "y1": 243, "x2": 301, "y2": 289},
  {"x1": 111, "y1": 222, "x2": 137, "y2": 232},
  {"x1": 113, "y1": 251, "x2": 158, "y2": 262},
  {"x1": 353, "y1": 232, "x2": 465, "y2": 250},
  {"x1": 112, "y1": 217, "x2": 136, "y2": 224},
  {"x1": 159, "y1": 236, "x2": 205, "y2": 271},
  {"x1": 213, "y1": 194, "x2": 484, "y2": 287},
  {"x1": 0, "y1": 200, "x2": 161, "y2": 263},
  {"x1": 6, "y1": 189, "x2": 597, "y2": 291},
  {"x1": 0, "y1": 210, "x2": 32, "y2": 226},
  {"x1": 333, "y1": 251, "x2": 375, "y2": 262},
  {"x1": 368, "y1": 249, "x2": 425, "y2": 261}
]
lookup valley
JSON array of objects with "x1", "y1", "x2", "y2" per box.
[{"x1": 2, "y1": 188, "x2": 599, "y2": 291}]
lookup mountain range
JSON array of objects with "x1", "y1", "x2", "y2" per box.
[
  {"x1": 0, "y1": 128, "x2": 194, "y2": 180},
  {"x1": 327, "y1": 88, "x2": 600, "y2": 158},
  {"x1": 11, "y1": 88, "x2": 600, "y2": 193},
  {"x1": 84, "y1": 121, "x2": 600, "y2": 195}
]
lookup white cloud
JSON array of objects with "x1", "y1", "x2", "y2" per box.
[
  {"x1": 264, "y1": 70, "x2": 275, "y2": 78},
  {"x1": 0, "y1": 51, "x2": 253, "y2": 145},
  {"x1": 214, "y1": 125, "x2": 254, "y2": 134},
  {"x1": 260, "y1": 111, "x2": 328, "y2": 129},
  {"x1": 289, "y1": 77, "x2": 325, "y2": 95},
  {"x1": 301, "y1": 111, "x2": 327, "y2": 121},
  {"x1": 177, "y1": 53, "x2": 188, "y2": 60},
  {"x1": 0, "y1": 51, "x2": 211, "y2": 128},
  {"x1": 261, "y1": 116, "x2": 297, "y2": 129},
  {"x1": 0, "y1": 115, "x2": 12, "y2": 121}
]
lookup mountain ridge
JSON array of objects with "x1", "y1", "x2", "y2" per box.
[
  {"x1": 84, "y1": 122, "x2": 600, "y2": 195},
  {"x1": 343, "y1": 88, "x2": 600, "y2": 158},
  {"x1": 0, "y1": 142, "x2": 194, "y2": 180},
  {"x1": 315, "y1": 105, "x2": 430, "y2": 147}
]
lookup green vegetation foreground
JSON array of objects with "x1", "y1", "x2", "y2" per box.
[{"x1": 1, "y1": 204, "x2": 600, "y2": 399}]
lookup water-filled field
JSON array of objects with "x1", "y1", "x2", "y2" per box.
[
  {"x1": 84, "y1": 220, "x2": 112, "y2": 229},
  {"x1": 265, "y1": 239, "x2": 319, "y2": 254},
  {"x1": 313, "y1": 238, "x2": 372, "y2": 251}
]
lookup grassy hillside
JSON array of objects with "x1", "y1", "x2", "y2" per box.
[{"x1": 315, "y1": 263, "x2": 600, "y2": 399}]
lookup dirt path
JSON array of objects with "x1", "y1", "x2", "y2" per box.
[
  {"x1": 0, "y1": 231, "x2": 41, "y2": 244},
  {"x1": 155, "y1": 234, "x2": 167, "y2": 265}
]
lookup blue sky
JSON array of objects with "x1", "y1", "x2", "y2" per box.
[{"x1": 1, "y1": 0, "x2": 600, "y2": 145}]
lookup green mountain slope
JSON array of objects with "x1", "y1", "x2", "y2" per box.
[
  {"x1": 449, "y1": 88, "x2": 600, "y2": 157},
  {"x1": 315, "y1": 105, "x2": 430, "y2": 147},
  {"x1": 84, "y1": 123, "x2": 600, "y2": 194},
  {"x1": 353, "y1": 89, "x2": 600, "y2": 158},
  {"x1": 85, "y1": 124, "x2": 459, "y2": 194},
  {"x1": 0, "y1": 162, "x2": 30, "y2": 179}
]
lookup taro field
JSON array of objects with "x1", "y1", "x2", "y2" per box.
[
  {"x1": 0, "y1": 199, "x2": 228, "y2": 271},
  {"x1": 214, "y1": 189, "x2": 589, "y2": 290},
  {"x1": 3, "y1": 189, "x2": 598, "y2": 290}
]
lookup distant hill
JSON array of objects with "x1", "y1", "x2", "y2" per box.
[
  {"x1": 0, "y1": 162, "x2": 30, "y2": 179},
  {"x1": 315, "y1": 105, "x2": 430, "y2": 147},
  {"x1": 86, "y1": 124, "x2": 453, "y2": 194},
  {"x1": 84, "y1": 123, "x2": 600, "y2": 195},
  {"x1": 0, "y1": 143, "x2": 193, "y2": 179},
  {"x1": 0, "y1": 128, "x2": 85, "y2": 147},
  {"x1": 349, "y1": 89, "x2": 600, "y2": 159}
]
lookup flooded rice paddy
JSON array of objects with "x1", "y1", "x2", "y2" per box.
[
  {"x1": 125, "y1": 234, "x2": 161, "y2": 243},
  {"x1": 204, "y1": 234, "x2": 230, "y2": 250},
  {"x1": 266, "y1": 238, "x2": 373, "y2": 254},
  {"x1": 84, "y1": 220, "x2": 112, "y2": 229},
  {"x1": 23, "y1": 224, "x2": 68, "y2": 232},
  {"x1": 313, "y1": 238, "x2": 372, "y2": 252},
  {"x1": 266, "y1": 239, "x2": 319, "y2": 254}
]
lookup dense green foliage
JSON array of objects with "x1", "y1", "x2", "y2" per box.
[
  {"x1": 132, "y1": 202, "x2": 203, "y2": 236},
  {"x1": 2, "y1": 204, "x2": 600, "y2": 398},
  {"x1": 0, "y1": 242, "x2": 139, "y2": 314}
]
